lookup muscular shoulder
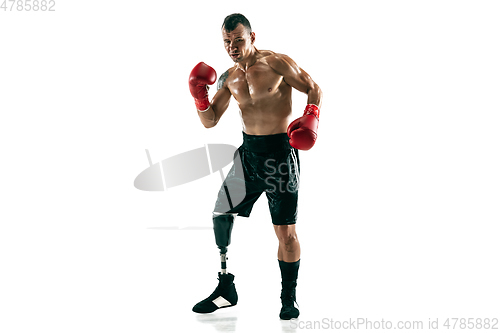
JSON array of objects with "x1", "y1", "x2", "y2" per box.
[
  {"x1": 264, "y1": 52, "x2": 298, "y2": 76},
  {"x1": 217, "y1": 67, "x2": 237, "y2": 90}
]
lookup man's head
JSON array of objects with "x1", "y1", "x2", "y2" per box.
[{"x1": 221, "y1": 13, "x2": 256, "y2": 63}]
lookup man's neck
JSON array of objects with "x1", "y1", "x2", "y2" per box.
[{"x1": 236, "y1": 47, "x2": 260, "y2": 72}]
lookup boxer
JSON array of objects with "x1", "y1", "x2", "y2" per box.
[{"x1": 189, "y1": 13, "x2": 322, "y2": 320}]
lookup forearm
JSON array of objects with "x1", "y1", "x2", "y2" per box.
[
  {"x1": 307, "y1": 83, "x2": 323, "y2": 109},
  {"x1": 197, "y1": 106, "x2": 217, "y2": 128},
  {"x1": 198, "y1": 85, "x2": 230, "y2": 128}
]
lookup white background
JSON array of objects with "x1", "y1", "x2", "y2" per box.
[{"x1": 1, "y1": 1, "x2": 499, "y2": 332}]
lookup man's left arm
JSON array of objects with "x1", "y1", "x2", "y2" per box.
[{"x1": 269, "y1": 54, "x2": 323, "y2": 150}]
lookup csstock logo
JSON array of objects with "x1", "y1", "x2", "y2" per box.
[
  {"x1": 134, "y1": 144, "x2": 238, "y2": 191},
  {"x1": 134, "y1": 144, "x2": 245, "y2": 230}
]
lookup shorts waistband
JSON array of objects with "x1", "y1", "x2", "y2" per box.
[{"x1": 241, "y1": 132, "x2": 291, "y2": 153}]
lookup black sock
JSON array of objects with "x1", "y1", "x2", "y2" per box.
[{"x1": 278, "y1": 259, "x2": 300, "y2": 289}]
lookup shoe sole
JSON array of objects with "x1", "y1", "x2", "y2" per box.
[{"x1": 193, "y1": 303, "x2": 237, "y2": 314}]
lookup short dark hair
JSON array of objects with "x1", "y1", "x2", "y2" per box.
[{"x1": 222, "y1": 13, "x2": 252, "y2": 33}]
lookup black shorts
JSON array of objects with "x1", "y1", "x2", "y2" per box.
[{"x1": 213, "y1": 132, "x2": 300, "y2": 225}]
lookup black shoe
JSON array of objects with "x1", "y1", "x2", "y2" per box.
[
  {"x1": 192, "y1": 273, "x2": 238, "y2": 314},
  {"x1": 279, "y1": 282, "x2": 299, "y2": 320}
]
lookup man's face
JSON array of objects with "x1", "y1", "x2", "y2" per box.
[{"x1": 222, "y1": 24, "x2": 255, "y2": 63}]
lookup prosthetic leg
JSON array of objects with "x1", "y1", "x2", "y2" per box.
[
  {"x1": 213, "y1": 213, "x2": 234, "y2": 274},
  {"x1": 192, "y1": 214, "x2": 238, "y2": 313}
]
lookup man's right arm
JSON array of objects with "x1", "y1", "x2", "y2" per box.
[{"x1": 197, "y1": 70, "x2": 232, "y2": 128}]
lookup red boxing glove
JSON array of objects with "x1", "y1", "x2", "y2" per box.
[
  {"x1": 287, "y1": 104, "x2": 320, "y2": 150},
  {"x1": 189, "y1": 62, "x2": 217, "y2": 111}
]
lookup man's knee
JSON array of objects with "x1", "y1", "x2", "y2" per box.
[
  {"x1": 275, "y1": 225, "x2": 298, "y2": 248},
  {"x1": 213, "y1": 213, "x2": 235, "y2": 251}
]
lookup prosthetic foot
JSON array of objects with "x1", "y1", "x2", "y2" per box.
[
  {"x1": 192, "y1": 272, "x2": 238, "y2": 313},
  {"x1": 193, "y1": 214, "x2": 237, "y2": 314}
]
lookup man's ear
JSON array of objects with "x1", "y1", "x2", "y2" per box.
[{"x1": 250, "y1": 32, "x2": 256, "y2": 44}]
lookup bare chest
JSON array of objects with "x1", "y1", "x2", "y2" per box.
[{"x1": 227, "y1": 63, "x2": 285, "y2": 105}]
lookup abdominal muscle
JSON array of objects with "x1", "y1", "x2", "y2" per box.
[
  {"x1": 237, "y1": 81, "x2": 293, "y2": 136},
  {"x1": 240, "y1": 108, "x2": 291, "y2": 135}
]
